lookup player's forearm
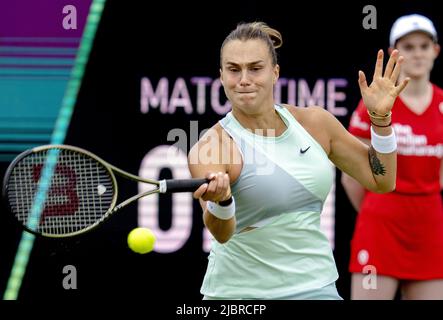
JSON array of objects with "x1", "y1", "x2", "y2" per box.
[
  {"x1": 369, "y1": 125, "x2": 397, "y2": 193},
  {"x1": 204, "y1": 210, "x2": 236, "y2": 244}
]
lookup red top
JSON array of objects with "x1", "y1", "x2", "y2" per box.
[{"x1": 348, "y1": 84, "x2": 443, "y2": 194}]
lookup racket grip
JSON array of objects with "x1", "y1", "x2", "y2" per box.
[{"x1": 161, "y1": 178, "x2": 208, "y2": 193}]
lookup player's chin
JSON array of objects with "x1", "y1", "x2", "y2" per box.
[{"x1": 235, "y1": 96, "x2": 257, "y2": 107}]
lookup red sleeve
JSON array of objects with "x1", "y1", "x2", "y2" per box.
[{"x1": 348, "y1": 99, "x2": 371, "y2": 139}]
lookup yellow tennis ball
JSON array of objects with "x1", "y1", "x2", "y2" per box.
[{"x1": 127, "y1": 227, "x2": 156, "y2": 254}]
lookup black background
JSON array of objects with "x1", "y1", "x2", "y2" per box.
[{"x1": 0, "y1": 0, "x2": 441, "y2": 307}]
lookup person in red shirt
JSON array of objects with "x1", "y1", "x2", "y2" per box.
[{"x1": 342, "y1": 14, "x2": 443, "y2": 299}]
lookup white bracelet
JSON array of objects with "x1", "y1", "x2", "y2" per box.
[
  {"x1": 206, "y1": 197, "x2": 235, "y2": 220},
  {"x1": 370, "y1": 126, "x2": 397, "y2": 154}
]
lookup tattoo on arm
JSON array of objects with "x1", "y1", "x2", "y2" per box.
[{"x1": 368, "y1": 146, "x2": 386, "y2": 175}]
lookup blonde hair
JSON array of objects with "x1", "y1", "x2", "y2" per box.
[{"x1": 220, "y1": 21, "x2": 283, "y2": 66}]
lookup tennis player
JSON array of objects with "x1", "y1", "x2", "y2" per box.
[{"x1": 188, "y1": 21, "x2": 408, "y2": 299}]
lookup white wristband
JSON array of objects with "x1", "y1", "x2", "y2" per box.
[
  {"x1": 370, "y1": 126, "x2": 397, "y2": 154},
  {"x1": 206, "y1": 197, "x2": 235, "y2": 220}
]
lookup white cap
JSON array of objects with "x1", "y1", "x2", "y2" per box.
[{"x1": 390, "y1": 14, "x2": 438, "y2": 47}]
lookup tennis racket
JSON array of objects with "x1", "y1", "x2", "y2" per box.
[{"x1": 2, "y1": 144, "x2": 207, "y2": 238}]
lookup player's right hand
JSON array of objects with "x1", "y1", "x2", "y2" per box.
[{"x1": 193, "y1": 172, "x2": 231, "y2": 203}]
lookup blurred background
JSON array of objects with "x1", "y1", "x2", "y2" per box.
[{"x1": 0, "y1": 0, "x2": 440, "y2": 301}]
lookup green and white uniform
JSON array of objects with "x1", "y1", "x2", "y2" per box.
[{"x1": 201, "y1": 105, "x2": 339, "y2": 299}]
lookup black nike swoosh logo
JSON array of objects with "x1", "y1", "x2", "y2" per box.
[{"x1": 300, "y1": 146, "x2": 311, "y2": 154}]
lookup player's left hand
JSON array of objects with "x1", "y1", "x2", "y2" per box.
[{"x1": 359, "y1": 49, "x2": 410, "y2": 115}]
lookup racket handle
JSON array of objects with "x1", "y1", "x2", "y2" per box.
[{"x1": 160, "y1": 178, "x2": 208, "y2": 193}]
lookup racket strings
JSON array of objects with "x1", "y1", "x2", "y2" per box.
[{"x1": 7, "y1": 149, "x2": 115, "y2": 235}]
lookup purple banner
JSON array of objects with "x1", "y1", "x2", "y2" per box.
[{"x1": 0, "y1": 0, "x2": 91, "y2": 40}]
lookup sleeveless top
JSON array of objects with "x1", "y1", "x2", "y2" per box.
[{"x1": 200, "y1": 105, "x2": 338, "y2": 299}]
